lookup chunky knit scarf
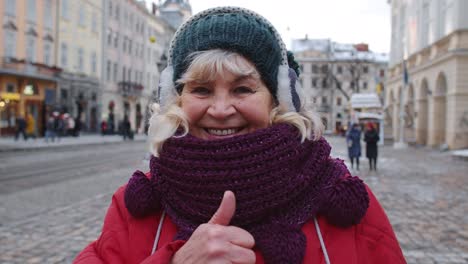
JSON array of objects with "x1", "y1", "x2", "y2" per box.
[{"x1": 125, "y1": 124, "x2": 369, "y2": 263}]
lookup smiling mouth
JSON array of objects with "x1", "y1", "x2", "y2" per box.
[{"x1": 205, "y1": 128, "x2": 242, "y2": 136}]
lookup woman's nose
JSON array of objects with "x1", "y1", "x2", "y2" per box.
[{"x1": 207, "y1": 95, "x2": 236, "y2": 120}]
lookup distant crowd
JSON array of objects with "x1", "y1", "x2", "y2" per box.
[{"x1": 14, "y1": 111, "x2": 81, "y2": 143}]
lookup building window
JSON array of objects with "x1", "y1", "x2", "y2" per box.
[
  {"x1": 147, "y1": 72, "x2": 150, "y2": 89},
  {"x1": 61, "y1": 0, "x2": 69, "y2": 19},
  {"x1": 115, "y1": 4, "x2": 120, "y2": 20},
  {"x1": 26, "y1": 37, "x2": 35, "y2": 61},
  {"x1": 91, "y1": 52, "x2": 97, "y2": 74},
  {"x1": 422, "y1": 2, "x2": 429, "y2": 47},
  {"x1": 123, "y1": 37, "x2": 127, "y2": 52},
  {"x1": 147, "y1": 48, "x2": 151, "y2": 63},
  {"x1": 44, "y1": 0, "x2": 53, "y2": 29},
  {"x1": 322, "y1": 97, "x2": 327, "y2": 104},
  {"x1": 114, "y1": 32, "x2": 119, "y2": 48},
  {"x1": 312, "y1": 78, "x2": 317, "y2": 88},
  {"x1": 92, "y1": 12, "x2": 98, "y2": 32},
  {"x1": 43, "y1": 42, "x2": 51, "y2": 65},
  {"x1": 107, "y1": 60, "x2": 111, "y2": 81},
  {"x1": 61, "y1": 89, "x2": 68, "y2": 100},
  {"x1": 337, "y1": 66, "x2": 342, "y2": 74},
  {"x1": 336, "y1": 97, "x2": 342, "y2": 106},
  {"x1": 6, "y1": 83, "x2": 16, "y2": 93},
  {"x1": 312, "y1": 97, "x2": 317, "y2": 104},
  {"x1": 113, "y1": 62, "x2": 118, "y2": 82},
  {"x1": 3, "y1": 30, "x2": 16, "y2": 58},
  {"x1": 79, "y1": 5, "x2": 86, "y2": 27},
  {"x1": 108, "y1": 1, "x2": 113, "y2": 17},
  {"x1": 128, "y1": 69, "x2": 131, "y2": 82},
  {"x1": 322, "y1": 78, "x2": 328, "y2": 88},
  {"x1": 61, "y1": 43, "x2": 68, "y2": 67},
  {"x1": 128, "y1": 40, "x2": 132, "y2": 54},
  {"x1": 321, "y1": 65, "x2": 328, "y2": 74},
  {"x1": 363, "y1": 82, "x2": 368, "y2": 90},
  {"x1": 27, "y1": 0, "x2": 36, "y2": 22},
  {"x1": 122, "y1": 66, "x2": 126, "y2": 81},
  {"x1": 107, "y1": 29, "x2": 112, "y2": 46},
  {"x1": 312, "y1": 65, "x2": 318, "y2": 74},
  {"x1": 380, "y1": 69, "x2": 385, "y2": 77},
  {"x1": 77, "y1": 48, "x2": 84, "y2": 72},
  {"x1": 5, "y1": 0, "x2": 16, "y2": 16},
  {"x1": 362, "y1": 66, "x2": 368, "y2": 74}
]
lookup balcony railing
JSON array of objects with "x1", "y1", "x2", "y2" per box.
[
  {"x1": 1, "y1": 57, "x2": 62, "y2": 80},
  {"x1": 118, "y1": 81, "x2": 144, "y2": 98}
]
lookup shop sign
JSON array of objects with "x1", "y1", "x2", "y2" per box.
[{"x1": 0, "y1": 92, "x2": 21, "y2": 101}]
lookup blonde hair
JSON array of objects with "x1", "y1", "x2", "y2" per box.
[{"x1": 148, "y1": 50, "x2": 324, "y2": 156}]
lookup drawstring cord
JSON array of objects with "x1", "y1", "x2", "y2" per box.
[
  {"x1": 151, "y1": 210, "x2": 166, "y2": 255},
  {"x1": 314, "y1": 217, "x2": 331, "y2": 264}
]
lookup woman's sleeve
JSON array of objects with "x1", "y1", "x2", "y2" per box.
[
  {"x1": 73, "y1": 185, "x2": 186, "y2": 264},
  {"x1": 357, "y1": 186, "x2": 406, "y2": 264}
]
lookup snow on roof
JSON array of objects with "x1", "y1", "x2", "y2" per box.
[
  {"x1": 291, "y1": 38, "x2": 388, "y2": 63},
  {"x1": 350, "y1": 93, "x2": 382, "y2": 109}
]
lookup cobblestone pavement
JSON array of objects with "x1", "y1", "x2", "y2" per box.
[{"x1": 0, "y1": 136, "x2": 467, "y2": 263}]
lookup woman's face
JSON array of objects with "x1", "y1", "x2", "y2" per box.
[{"x1": 180, "y1": 70, "x2": 273, "y2": 140}]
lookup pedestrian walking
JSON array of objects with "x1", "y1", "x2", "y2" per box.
[
  {"x1": 121, "y1": 115, "x2": 132, "y2": 140},
  {"x1": 25, "y1": 112, "x2": 36, "y2": 139},
  {"x1": 44, "y1": 113, "x2": 56, "y2": 143},
  {"x1": 364, "y1": 122, "x2": 380, "y2": 170},
  {"x1": 347, "y1": 123, "x2": 362, "y2": 170},
  {"x1": 64, "y1": 113, "x2": 75, "y2": 136},
  {"x1": 74, "y1": 7, "x2": 405, "y2": 264},
  {"x1": 14, "y1": 114, "x2": 27, "y2": 141}
]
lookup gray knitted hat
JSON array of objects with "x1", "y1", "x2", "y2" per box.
[{"x1": 158, "y1": 6, "x2": 304, "y2": 112}]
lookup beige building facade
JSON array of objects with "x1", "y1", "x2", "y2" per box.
[
  {"x1": 386, "y1": 0, "x2": 468, "y2": 149},
  {"x1": 0, "y1": 0, "x2": 59, "y2": 136}
]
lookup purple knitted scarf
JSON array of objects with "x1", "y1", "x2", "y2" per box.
[{"x1": 125, "y1": 124, "x2": 369, "y2": 263}]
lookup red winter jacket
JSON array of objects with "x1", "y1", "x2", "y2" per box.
[{"x1": 74, "y1": 184, "x2": 406, "y2": 264}]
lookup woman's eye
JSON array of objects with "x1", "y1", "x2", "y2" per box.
[
  {"x1": 191, "y1": 87, "x2": 211, "y2": 95},
  {"x1": 234, "y1": 86, "x2": 255, "y2": 94}
]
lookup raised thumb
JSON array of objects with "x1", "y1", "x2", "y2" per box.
[{"x1": 208, "y1": 190, "x2": 236, "y2": 226}]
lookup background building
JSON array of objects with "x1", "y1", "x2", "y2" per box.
[
  {"x1": 101, "y1": 0, "x2": 181, "y2": 135},
  {"x1": 386, "y1": 0, "x2": 468, "y2": 149},
  {"x1": 0, "y1": 0, "x2": 60, "y2": 136},
  {"x1": 293, "y1": 38, "x2": 388, "y2": 134},
  {"x1": 56, "y1": 0, "x2": 103, "y2": 133}
]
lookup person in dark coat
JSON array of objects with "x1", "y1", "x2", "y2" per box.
[
  {"x1": 364, "y1": 122, "x2": 380, "y2": 171},
  {"x1": 122, "y1": 115, "x2": 132, "y2": 140},
  {"x1": 14, "y1": 114, "x2": 27, "y2": 141},
  {"x1": 347, "y1": 123, "x2": 362, "y2": 170}
]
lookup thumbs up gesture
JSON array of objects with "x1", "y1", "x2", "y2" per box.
[{"x1": 170, "y1": 191, "x2": 256, "y2": 264}]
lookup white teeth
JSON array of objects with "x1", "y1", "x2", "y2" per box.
[{"x1": 207, "y1": 128, "x2": 238, "y2": 136}]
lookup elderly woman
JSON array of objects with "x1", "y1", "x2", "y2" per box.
[{"x1": 74, "y1": 7, "x2": 405, "y2": 264}]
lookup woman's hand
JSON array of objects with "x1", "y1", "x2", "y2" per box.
[{"x1": 171, "y1": 191, "x2": 256, "y2": 264}]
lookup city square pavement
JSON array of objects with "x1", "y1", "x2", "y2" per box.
[{"x1": 0, "y1": 135, "x2": 467, "y2": 263}]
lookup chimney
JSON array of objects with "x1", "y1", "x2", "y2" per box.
[{"x1": 354, "y1": 43, "x2": 369, "y2": 52}]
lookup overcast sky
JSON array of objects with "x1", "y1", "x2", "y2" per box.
[{"x1": 148, "y1": 0, "x2": 391, "y2": 53}]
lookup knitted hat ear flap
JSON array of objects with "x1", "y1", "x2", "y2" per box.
[
  {"x1": 276, "y1": 65, "x2": 304, "y2": 112},
  {"x1": 289, "y1": 68, "x2": 305, "y2": 112},
  {"x1": 277, "y1": 65, "x2": 295, "y2": 112},
  {"x1": 158, "y1": 66, "x2": 177, "y2": 110}
]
